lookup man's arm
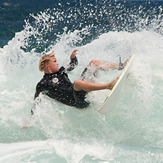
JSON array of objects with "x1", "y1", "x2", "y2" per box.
[
  {"x1": 31, "y1": 83, "x2": 42, "y2": 115},
  {"x1": 66, "y1": 50, "x2": 78, "y2": 72}
]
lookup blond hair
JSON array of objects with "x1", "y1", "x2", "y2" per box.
[{"x1": 39, "y1": 51, "x2": 55, "y2": 71}]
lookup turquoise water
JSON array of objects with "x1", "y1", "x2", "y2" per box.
[{"x1": 0, "y1": 0, "x2": 163, "y2": 162}]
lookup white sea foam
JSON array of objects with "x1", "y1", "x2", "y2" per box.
[
  {"x1": 0, "y1": 28, "x2": 163, "y2": 143},
  {"x1": 0, "y1": 5, "x2": 163, "y2": 162}
]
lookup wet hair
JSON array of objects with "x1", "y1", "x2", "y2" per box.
[{"x1": 39, "y1": 51, "x2": 55, "y2": 71}]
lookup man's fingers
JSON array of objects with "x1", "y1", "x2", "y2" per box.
[
  {"x1": 71, "y1": 49, "x2": 79, "y2": 58},
  {"x1": 72, "y1": 49, "x2": 78, "y2": 54}
]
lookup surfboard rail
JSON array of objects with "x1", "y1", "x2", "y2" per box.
[{"x1": 98, "y1": 55, "x2": 134, "y2": 114}]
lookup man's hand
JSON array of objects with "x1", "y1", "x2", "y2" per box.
[{"x1": 70, "y1": 49, "x2": 78, "y2": 59}]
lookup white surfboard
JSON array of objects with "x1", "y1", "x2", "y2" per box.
[{"x1": 98, "y1": 55, "x2": 134, "y2": 114}]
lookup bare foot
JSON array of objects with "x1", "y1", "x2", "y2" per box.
[{"x1": 108, "y1": 77, "x2": 119, "y2": 90}]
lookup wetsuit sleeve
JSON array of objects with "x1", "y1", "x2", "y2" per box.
[
  {"x1": 34, "y1": 83, "x2": 42, "y2": 99},
  {"x1": 66, "y1": 56, "x2": 78, "y2": 72},
  {"x1": 31, "y1": 83, "x2": 42, "y2": 115}
]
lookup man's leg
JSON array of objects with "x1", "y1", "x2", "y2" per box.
[
  {"x1": 89, "y1": 57, "x2": 131, "y2": 70},
  {"x1": 73, "y1": 77, "x2": 118, "y2": 92},
  {"x1": 89, "y1": 60, "x2": 118, "y2": 70},
  {"x1": 80, "y1": 60, "x2": 118, "y2": 81}
]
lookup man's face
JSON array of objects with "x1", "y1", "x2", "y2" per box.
[{"x1": 47, "y1": 56, "x2": 59, "y2": 73}]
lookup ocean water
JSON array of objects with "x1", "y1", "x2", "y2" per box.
[{"x1": 0, "y1": 0, "x2": 163, "y2": 162}]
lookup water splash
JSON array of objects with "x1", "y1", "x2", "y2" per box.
[
  {"x1": 0, "y1": 2, "x2": 163, "y2": 162},
  {"x1": 20, "y1": 1, "x2": 163, "y2": 52}
]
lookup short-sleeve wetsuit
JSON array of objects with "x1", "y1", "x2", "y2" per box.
[{"x1": 33, "y1": 57, "x2": 89, "y2": 114}]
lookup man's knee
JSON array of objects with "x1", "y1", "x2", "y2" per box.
[
  {"x1": 73, "y1": 80, "x2": 83, "y2": 91},
  {"x1": 89, "y1": 60, "x2": 101, "y2": 66}
]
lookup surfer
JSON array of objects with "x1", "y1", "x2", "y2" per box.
[{"x1": 32, "y1": 49, "x2": 119, "y2": 115}]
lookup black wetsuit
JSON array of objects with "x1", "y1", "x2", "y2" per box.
[{"x1": 33, "y1": 57, "x2": 89, "y2": 113}]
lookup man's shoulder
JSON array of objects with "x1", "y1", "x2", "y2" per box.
[
  {"x1": 59, "y1": 66, "x2": 66, "y2": 73},
  {"x1": 36, "y1": 76, "x2": 47, "y2": 87}
]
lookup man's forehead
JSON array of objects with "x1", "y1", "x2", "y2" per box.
[{"x1": 50, "y1": 56, "x2": 56, "y2": 60}]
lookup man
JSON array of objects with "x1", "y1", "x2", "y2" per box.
[{"x1": 32, "y1": 49, "x2": 120, "y2": 115}]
